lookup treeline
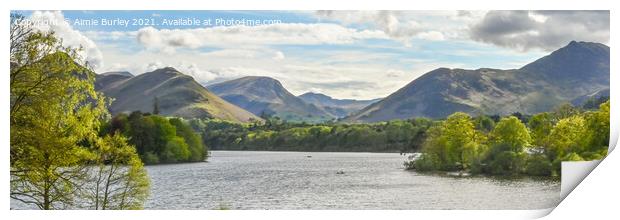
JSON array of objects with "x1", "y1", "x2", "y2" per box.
[
  {"x1": 187, "y1": 118, "x2": 434, "y2": 152},
  {"x1": 101, "y1": 111, "x2": 208, "y2": 164},
  {"x1": 407, "y1": 101, "x2": 610, "y2": 176}
]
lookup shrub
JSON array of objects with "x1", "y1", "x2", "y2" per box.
[
  {"x1": 524, "y1": 154, "x2": 553, "y2": 176},
  {"x1": 412, "y1": 153, "x2": 441, "y2": 171}
]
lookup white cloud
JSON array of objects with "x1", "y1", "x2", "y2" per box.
[
  {"x1": 29, "y1": 11, "x2": 104, "y2": 70},
  {"x1": 416, "y1": 31, "x2": 445, "y2": 41},
  {"x1": 273, "y1": 51, "x2": 285, "y2": 60},
  {"x1": 316, "y1": 11, "x2": 424, "y2": 46},
  {"x1": 136, "y1": 23, "x2": 387, "y2": 52},
  {"x1": 176, "y1": 63, "x2": 218, "y2": 82}
]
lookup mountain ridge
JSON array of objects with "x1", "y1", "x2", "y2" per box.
[
  {"x1": 207, "y1": 76, "x2": 334, "y2": 122},
  {"x1": 298, "y1": 92, "x2": 381, "y2": 118},
  {"x1": 344, "y1": 41, "x2": 610, "y2": 122},
  {"x1": 96, "y1": 67, "x2": 262, "y2": 123}
]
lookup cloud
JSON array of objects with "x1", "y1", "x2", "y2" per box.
[
  {"x1": 273, "y1": 51, "x2": 285, "y2": 60},
  {"x1": 470, "y1": 10, "x2": 609, "y2": 51},
  {"x1": 315, "y1": 10, "x2": 426, "y2": 46},
  {"x1": 176, "y1": 63, "x2": 218, "y2": 83},
  {"x1": 29, "y1": 11, "x2": 104, "y2": 70},
  {"x1": 385, "y1": 69, "x2": 408, "y2": 78},
  {"x1": 135, "y1": 23, "x2": 387, "y2": 52},
  {"x1": 416, "y1": 31, "x2": 445, "y2": 41}
]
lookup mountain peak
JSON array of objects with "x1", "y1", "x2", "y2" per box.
[
  {"x1": 95, "y1": 67, "x2": 261, "y2": 122},
  {"x1": 140, "y1": 67, "x2": 186, "y2": 80},
  {"x1": 520, "y1": 41, "x2": 609, "y2": 80},
  {"x1": 100, "y1": 71, "x2": 133, "y2": 77},
  {"x1": 345, "y1": 41, "x2": 609, "y2": 122},
  {"x1": 564, "y1": 40, "x2": 608, "y2": 52},
  {"x1": 151, "y1": 67, "x2": 182, "y2": 74},
  {"x1": 237, "y1": 76, "x2": 281, "y2": 85},
  {"x1": 300, "y1": 92, "x2": 331, "y2": 99},
  {"x1": 207, "y1": 76, "x2": 334, "y2": 122}
]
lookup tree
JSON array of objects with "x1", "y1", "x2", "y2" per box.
[
  {"x1": 10, "y1": 15, "x2": 106, "y2": 209},
  {"x1": 413, "y1": 112, "x2": 484, "y2": 171},
  {"x1": 441, "y1": 112, "x2": 483, "y2": 169},
  {"x1": 10, "y1": 13, "x2": 149, "y2": 209},
  {"x1": 481, "y1": 116, "x2": 531, "y2": 175},
  {"x1": 153, "y1": 97, "x2": 160, "y2": 115},
  {"x1": 489, "y1": 116, "x2": 531, "y2": 153},
  {"x1": 474, "y1": 115, "x2": 495, "y2": 133},
  {"x1": 528, "y1": 112, "x2": 554, "y2": 148},
  {"x1": 582, "y1": 101, "x2": 610, "y2": 156},
  {"x1": 82, "y1": 133, "x2": 149, "y2": 210},
  {"x1": 548, "y1": 115, "x2": 587, "y2": 161},
  {"x1": 552, "y1": 103, "x2": 580, "y2": 121},
  {"x1": 170, "y1": 118, "x2": 208, "y2": 161}
]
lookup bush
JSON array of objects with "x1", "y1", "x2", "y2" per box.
[
  {"x1": 524, "y1": 154, "x2": 552, "y2": 176},
  {"x1": 161, "y1": 137, "x2": 191, "y2": 163},
  {"x1": 142, "y1": 151, "x2": 160, "y2": 164},
  {"x1": 411, "y1": 153, "x2": 441, "y2": 171},
  {"x1": 486, "y1": 151, "x2": 525, "y2": 175}
]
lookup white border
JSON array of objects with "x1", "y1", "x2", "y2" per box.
[{"x1": 2, "y1": 0, "x2": 617, "y2": 219}]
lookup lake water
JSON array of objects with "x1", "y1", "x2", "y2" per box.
[{"x1": 144, "y1": 151, "x2": 560, "y2": 210}]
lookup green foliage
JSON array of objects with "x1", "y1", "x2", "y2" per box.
[
  {"x1": 10, "y1": 14, "x2": 148, "y2": 210},
  {"x1": 194, "y1": 118, "x2": 432, "y2": 153},
  {"x1": 582, "y1": 95, "x2": 609, "y2": 110},
  {"x1": 103, "y1": 112, "x2": 209, "y2": 164},
  {"x1": 489, "y1": 116, "x2": 531, "y2": 153},
  {"x1": 162, "y1": 137, "x2": 191, "y2": 163},
  {"x1": 474, "y1": 115, "x2": 496, "y2": 133},
  {"x1": 407, "y1": 153, "x2": 441, "y2": 171},
  {"x1": 170, "y1": 118, "x2": 207, "y2": 161},
  {"x1": 528, "y1": 112, "x2": 553, "y2": 148},
  {"x1": 408, "y1": 102, "x2": 609, "y2": 177},
  {"x1": 413, "y1": 113, "x2": 485, "y2": 171},
  {"x1": 84, "y1": 133, "x2": 150, "y2": 210},
  {"x1": 524, "y1": 154, "x2": 553, "y2": 176},
  {"x1": 548, "y1": 115, "x2": 587, "y2": 160}
]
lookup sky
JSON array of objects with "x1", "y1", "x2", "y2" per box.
[{"x1": 14, "y1": 10, "x2": 610, "y2": 100}]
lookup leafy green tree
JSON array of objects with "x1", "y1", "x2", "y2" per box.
[
  {"x1": 489, "y1": 116, "x2": 531, "y2": 153},
  {"x1": 412, "y1": 113, "x2": 484, "y2": 171},
  {"x1": 10, "y1": 16, "x2": 106, "y2": 209},
  {"x1": 524, "y1": 154, "x2": 553, "y2": 176},
  {"x1": 481, "y1": 116, "x2": 531, "y2": 175},
  {"x1": 82, "y1": 133, "x2": 149, "y2": 210},
  {"x1": 548, "y1": 115, "x2": 587, "y2": 160},
  {"x1": 170, "y1": 118, "x2": 208, "y2": 161},
  {"x1": 582, "y1": 101, "x2": 610, "y2": 156},
  {"x1": 528, "y1": 112, "x2": 554, "y2": 148},
  {"x1": 162, "y1": 137, "x2": 191, "y2": 163},
  {"x1": 441, "y1": 112, "x2": 484, "y2": 169},
  {"x1": 474, "y1": 115, "x2": 495, "y2": 133},
  {"x1": 10, "y1": 14, "x2": 148, "y2": 210}
]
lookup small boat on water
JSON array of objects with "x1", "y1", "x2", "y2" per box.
[{"x1": 336, "y1": 170, "x2": 345, "y2": 174}]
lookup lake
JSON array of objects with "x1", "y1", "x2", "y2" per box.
[{"x1": 144, "y1": 151, "x2": 560, "y2": 209}]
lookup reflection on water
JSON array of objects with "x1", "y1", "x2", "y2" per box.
[{"x1": 144, "y1": 151, "x2": 560, "y2": 210}]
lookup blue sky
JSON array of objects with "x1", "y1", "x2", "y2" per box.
[{"x1": 18, "y1": 10, "x2": 609, "y2": 99}]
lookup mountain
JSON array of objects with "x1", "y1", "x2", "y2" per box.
[
  {"x1": 95, "y1": 71, "x2": 133, "y2": 91},
  {"x1": 298, "y1": 92, "x2": 381, "y2": 118},
  {"x1": 571, "y1": 88, "x2": 610, "y2": 107},
  {"x1": 96, "y1": 67, "x2": 261, "y2": 123},
  {"x1": 345, "y1": 41, "x2": 610, "y2": 122},
  {"x1": 207, "y1": 76, "x2": 334, "y2": 122}
]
